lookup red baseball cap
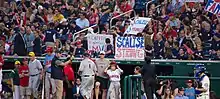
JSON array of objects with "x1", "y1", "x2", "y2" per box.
[
  {"x1": 75, "y1": 41, "x2": 82, "y2": 45},
  {"x1": 46, "y1": 47, "x2": 53, "y2": 52},
  {"x1": 110, "y1": 61, "x2": 117, "y2": 65},
  {"x1": 186, "y1": 80, "x2": 193, "y2": 83}
]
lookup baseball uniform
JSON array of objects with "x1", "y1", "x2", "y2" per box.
[
  {"x1": 44, "y1": 53, "x2": 56, "y2": 99},
  {"x1": 28, "y1": 59, "x2": 43, "y2": 98},
  {"x1": 197, "y1": 74, "x2": 210, "y2": 99},
  {"x1": 78, "y1": 58, "x2": 97, "y2": 99},
  {"x1": 106, "y1": 68, "x2": 123, "y2": 99},
  {"x1": 0, "y1": 54, "x2": 4, "y2": 93},
  {"x1": 19, "y1": 65, "x2": 31, "y2": 98}
]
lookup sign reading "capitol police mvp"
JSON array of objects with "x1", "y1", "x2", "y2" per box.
[
  {"x1": 87, "y1": 34, "x2": 113, "y2": 52},
  {"x1": 124, "y1": 17, "x2": 151, "y2": 35},
  {"x1": 115, "y1": 37, "x2": 145, "y2": 60},
  {"x1": 205, "y1": 0, "x2": 220, "y2": 16}
]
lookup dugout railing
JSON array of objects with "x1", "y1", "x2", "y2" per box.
[{"x1": 123, "y1": 75, "x2": 220, "y2": 99}]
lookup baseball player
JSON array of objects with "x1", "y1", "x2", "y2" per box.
[
  {"x1": 10, "y1": 61, "x2": 21, "y2": 99},
  {"x1": 194, "y1": 65, "x2": 210, "y2": 99},
  {"x1": 0, "y1": 46, "x2": 4, "y2": 96},
  {"x1": 78, "y1": 52, "x2": 97, "y2": 99},
  {"x1": 95, "y1": 51, "x2": 110, "y2": 99},
  {"x1": 43, "y1": 47, "x2": 56, "y2": 99},
  {"x1": 28, "y1": 52, "x2": 43, "y2": 99},
  {"x1": 104, "y1": 61, "x2": 123, "y2": 99}
]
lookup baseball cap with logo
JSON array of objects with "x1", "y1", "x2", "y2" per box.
[
  {"x1": 15, "y1": 61, "x2": 21, "y2": 65},
  {"x1": 29, "y1": 52, "x2": 35, "y2": 57},
  {"x1": 110, "y1": 61, "x2": 117, "y2": 65},
  {"x1": 186, "y1": 80, "x2": 193, "y2": 83}
]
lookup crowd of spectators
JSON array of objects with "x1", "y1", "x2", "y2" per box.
[{"x1": 0, "y1": 0, "x2": 218, "y2": 60}]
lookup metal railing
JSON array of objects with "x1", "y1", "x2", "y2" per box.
[
  {"x1": 124, "y1": 75, "x2": 220, "y2": 99},
  {"x1": 72, "y1": 24, "x2": 98, "y2": 42},
  {"x1": 110, "y1": 10, "x2": 135, "y2": 28}
]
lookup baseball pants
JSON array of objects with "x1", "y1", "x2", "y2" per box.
[
  {"x1": 29, "y1": 75, "x2": 40, "y2": 98},
  {"x1": 197, "y1": 95, "x2": 209, "y2": 99},
  {"x1": 45, "y1": 72, "x2": 56, "y2": 99},
  {"x1": 107, "y1": 81, "x2": 121, "y2": 99},
  {"x1": 80, "y1": 76, "x2": 95, "y2": 99},
  {"x1": 54, "y1": 79, "x2": 63, "y2": 99},
  {"x1": 0, "y1": 69, "x2": 2, "y2": 93},
  {"x1": 13, "y1": 85, "x2": 20, "y2": 99}
]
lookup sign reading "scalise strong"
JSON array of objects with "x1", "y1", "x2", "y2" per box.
[{"x1": 115, "y1": 37, "x2": 145, "y2": 60}]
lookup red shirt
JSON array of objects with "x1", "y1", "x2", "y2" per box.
[
  {"x1": 64, "y1": 65, "x2": 75, "y2": 81},
  {"x1": 0, "y1": 55, "x2": 4, "y2": 69},
  {"x1": 19, "y1": 65, "x2": 29, "y2": 87},
  {"x1": 120, "y1": 3, "x2": 132, "y2": 13}
]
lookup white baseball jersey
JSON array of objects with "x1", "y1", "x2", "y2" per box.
[
  {"x1": 107, "y1": 69, "x2": 123, "y2": 82},
  {"x1": 201, "y1": 75, "x2": 210, "y2": 96}
]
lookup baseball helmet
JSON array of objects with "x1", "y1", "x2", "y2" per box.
[
  {"x1": 194, "y1": 64, "x2": 206, "y2": 77},
  {"x1": 83, "y1": 52, "x2": 90, "y2": 57}
]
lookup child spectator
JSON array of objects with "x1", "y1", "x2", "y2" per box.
[
  {"x1": 174, "y1": 87, "x2": 188, "y2": 99},
  {"x1": 104, "y1": 38, "x2": 114, "y2": 58},
  {"x1": 72, "y1": 78, "x2": 83, "y2": 99},
  {"x1": 104, "y1": 61, "x2": 123, "y2": 99},
  {"x1": 184, "y1": 80, "x2": 195, "y2": 99},
  {"x1": 10, "y1": 61, "x2": 21, "y2": 99},
  {"x1": 177, "y1": 48, "x2": 188, "y2": 60},
  {"x1": 194, "y1": 45, "x2": 204, "y2": 60},
  {"x1": 73, "y1": 41, "x2": 86, "y2": 58},
  {"x1": 19, "y1": 58, "x2": 31, "y2": 99}
]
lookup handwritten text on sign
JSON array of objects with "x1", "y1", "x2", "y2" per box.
[
  {"x1": 205, "y1": 0, "x2": 220, "y2": 16},
  {"x1": 115, "y1": 37, "x2": 145, "y2": 60},
  {"x1": 87, "y1": 34, "x2": 113, "y2": 52},
  {"x1": 185, "y1": 0, "x2": 204, "y2": 2},
  {"x1": 124, "y1": 17, "x2": 151, "y2": 35}
]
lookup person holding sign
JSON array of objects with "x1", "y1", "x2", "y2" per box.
[{"x1": 104, "y1": 38, "x2": 114, "y2": 58}]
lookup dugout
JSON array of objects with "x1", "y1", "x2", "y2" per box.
[{"x1": 2, "y1": 56, "x2": 220, "y2": 96}]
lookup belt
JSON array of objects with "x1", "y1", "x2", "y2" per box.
[
  {"x1": 30, "y1": 73, "x2": 40, "y2": 76},
  {"x1": 46, "y1": 71, "x2": 51, "y2": 73},
  {"x1": 82, "y1": 75, "x2": 94, "y2": 77}
]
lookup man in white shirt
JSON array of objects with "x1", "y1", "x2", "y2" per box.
[{"x1": 75, "y1": 13, "x2": 90, "y2": 29}]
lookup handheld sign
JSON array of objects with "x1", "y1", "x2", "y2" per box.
[
  {"x1": 124, "y1": 17, "x2": 151, "y2": 35},
  {"x1": 87, "y1": 34, "x2": 113, "y2": 53},
  {"x1": 115, "y1": 37, "x2": 145, "y2": 60},
  {"x1": 205, "y1": 0, "x2": 220, "y2": 16}
]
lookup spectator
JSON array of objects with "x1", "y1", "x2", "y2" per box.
[
  {"x1": 73, "y1": 41, "x2": 86, "y2": 58},
  {"x1": 53, "y1": 9, "x2": 64, "y2": 23},
  {"x1": 14, "y1": 27, "x2": 27, "y2": 56},
  {"x1": 194, "y1": 45, "x2": 204, "y2": 60},
  {"x1": 69, "y1": 20, "x2": 81, "y2": 34},
  {"x1": 10, "y1": 61, "x2": 20, "y2": 99},
  {"x1": 75, "y1": 12, "x2": 90, "y2": 29},
  {"x1": 161, "y1": 88, "x2": 174, "y2": 99},
  {"x1": 72, "y1": 78, "x2": 83, "y2": 99},
  {"x1": 24, "y1": 26, "x2": 35, "y2": 53},
  {"x1": 33, "y1": 31, "x2": 42, "y2": 56},
  {"x1": 177, "y1": 48, "x2": 188, "y2": 60},
  {"x1": 174, "y1": 87, "x2": 189, "y2": 99},
  {"x1": 154, "y1": 33, "x2": 165, "y2": 59},
  {"x1": 44, "y1": 22, "x2": 57, "y2": 47},
  {"x1": 104, "y1": 38, "x2": 114, "y2": 58},
  {"x1": 19, "y1": 58, "x2": 31, "y2": 99},
  {"x1": 184, "y1": 80, "x2": 195, "y2": 99},
  {"x1": 99, "y1": 0, "x2": 113, "y2": 25},
  {"x1": 89, "y1": 8, "x2": 99, "y2": 26}
]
